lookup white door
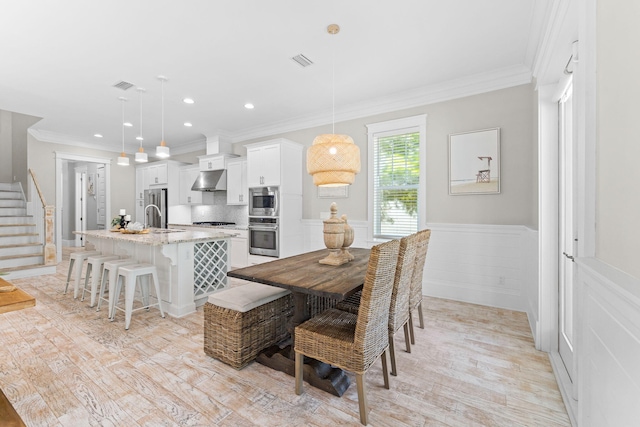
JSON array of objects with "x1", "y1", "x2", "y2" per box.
[
  {"x1": 74, "y1": 169, "x2": 87, "y2": 247},
  {"x1": 558, "y1": 82, "x2": 577, "y2": 388},
  {"x1": 96, "y1": 165, "x2": 106, "y2": 227}
]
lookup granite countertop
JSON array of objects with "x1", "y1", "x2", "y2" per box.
[
  {"x1": 170, "y1": 223, "x2": 249, "y2": 231},
  {"x1": 74, "y1": 228, "x2": 237, "y2": 246}
]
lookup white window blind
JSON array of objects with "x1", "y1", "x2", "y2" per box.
[{"x1": 372, "y1": 129, "x2": 420, "y2": 238}]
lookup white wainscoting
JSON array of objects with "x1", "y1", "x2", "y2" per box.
[
  {"x1": 576, "y1": 258, "x2": 640, "y2": 426},
  {"x1": 301, "y1": 221, "x2": 538, "y2": 313}
]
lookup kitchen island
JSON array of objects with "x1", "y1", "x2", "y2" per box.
[{"x1": 75, "y1": 228, "x2": 236, "y2": 317}]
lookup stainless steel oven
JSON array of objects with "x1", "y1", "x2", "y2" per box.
[
  {"x1": 248, "y1": 217, "x2": 279, "y2": 257},
  {"x1": 249, "y1": 186, "x2": 279, "y2": 216}
]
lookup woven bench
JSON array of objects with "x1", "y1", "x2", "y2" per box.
[{"x1": 204, "y1": 283, "x2": 293, "y2": 369}]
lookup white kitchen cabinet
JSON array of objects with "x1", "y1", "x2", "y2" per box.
[
  {"x1": 179, "y1": 165, "x2": 202, "y2": 205},
  {"x1": 199, "y1": 155, "x2": 226, "y2": 171},
  {"x1": 135, "y1": 160, "x2": 186, "y2": 209},
  {"x1": 230, "y1": 230, "x2": 248, "y2": 269},
  {"x1": 226, "y1": 157, "x2": 247, "y2": 205},
  {"x1": 135, "y1": 198, "x2": 144, "y2": 223},
  {"x1": 147, "y1": 163, "x2": 168, "y2": 186},
  {"x1": 247, "y1": 144, "x2": 281, "y2": 187}
]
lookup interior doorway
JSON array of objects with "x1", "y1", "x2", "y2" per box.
[{"x1": 55, "y1": 152, "x2": 112, "y2": 262}]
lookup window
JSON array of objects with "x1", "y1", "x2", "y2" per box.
[{"x1": 367, "y1": 115, "x2": 426, "y2": 239}]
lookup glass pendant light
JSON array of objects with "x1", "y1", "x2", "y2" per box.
[
  {"x1": 155, "y1": 75, "x2": 170, "y2": 158},
  {"x1": 117, "y1": 97, "x2": 130, "y2": 166},
  {"x1": 307, "y1": 24, "x2": 360, "y2": 187},
  {"x1": 135, "y1": 87, "x2": 148, "y2": 162}
]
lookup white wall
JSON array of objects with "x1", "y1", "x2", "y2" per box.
[
  {"x1": 234, "y1": 84, "x2": 536, "y2": 228},
  {"x1": 596, "y1": 0, "x2": 640, "y2": 280}
]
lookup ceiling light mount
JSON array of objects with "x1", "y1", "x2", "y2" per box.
[{"x1": 327, "y1": 24, "x2": 340, "y2": 35}]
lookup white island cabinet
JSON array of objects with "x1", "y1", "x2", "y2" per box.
[{"x1": 75, "y1": 228, "x2": 236, "y2": 317}]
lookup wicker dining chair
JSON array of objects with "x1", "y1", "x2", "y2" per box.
[
  {"x1": 294, "y1": 239, "x2": 400, "y2": 426},
  {"x1": 336, "y1": 233, "x2": 420, "y2": 376},
  {"x1": 408, "y1": 229, "x2": 431, "y2": 345}
]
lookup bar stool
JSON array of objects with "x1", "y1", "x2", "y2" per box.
[
  {"x1": 64, "y1": 250, "x2": 101, "y2": 298},
  {"x1": 112, "y1": 264, "x2": 165, "y2": 330},
  {"x1": 81, "y1": 254, "x2": 120, "y2": 307},
  {"x1": 96, "y1": 258, "x2": 137, "y2": 313}
]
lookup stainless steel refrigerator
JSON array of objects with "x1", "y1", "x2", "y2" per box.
[{"x1": 143, "y1": 188, "x2": 168, "y2": 228}]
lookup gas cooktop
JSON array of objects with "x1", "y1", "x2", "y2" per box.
[{"x1": 192, "y1": 221, "x2": 236, "y2": 226}]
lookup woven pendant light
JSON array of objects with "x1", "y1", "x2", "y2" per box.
[
  {"x1": 307, "y1": 133, "x2": 360, "y2": 186},
  {"x1": 306, "y1": 24, "x2": 360, "y2": 187}
]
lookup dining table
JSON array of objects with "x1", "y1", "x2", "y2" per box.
[{"x1": 227, "y1": 247, "x2": 371, "y2": 397}]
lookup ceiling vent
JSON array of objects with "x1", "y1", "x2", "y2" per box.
[
  {"x1": 291, "y1": 54, "x2": 313, "y2": 68},
  {"x1": 113, "y1": 80, "x2": 135, "y2": 91}
]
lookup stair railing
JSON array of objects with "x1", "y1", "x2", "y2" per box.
[{"x1": 28, "y1": 169, "x2": 56, "y2": 265}]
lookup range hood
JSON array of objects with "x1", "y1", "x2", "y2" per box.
[{"x1": 192, "y1": 169, "x2": 227, "y2": 191}]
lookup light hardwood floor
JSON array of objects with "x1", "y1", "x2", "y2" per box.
[{"x1": 0, "y1": 248, "x2": 570, "y2": 426}]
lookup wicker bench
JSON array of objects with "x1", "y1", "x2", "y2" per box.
[{"x1": 204, "y1": 283, "x2": 293, "y2": 369}]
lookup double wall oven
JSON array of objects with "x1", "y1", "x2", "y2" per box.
[{"x1": 248, "y1": 187, "x2": 279, "y2": 257}]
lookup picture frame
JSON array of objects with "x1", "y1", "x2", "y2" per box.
[
  {"x1": 448, "y1": 128, "x2": 500, "y2": 195},
  {"x1": 87, "y1": 173, "x2": 95, "y2": 196},
  {"x1": 317, "y1": 185, "x2": 349, "y2": 199}
]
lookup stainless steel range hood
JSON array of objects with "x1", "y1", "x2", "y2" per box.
[{"x1": 191, "y1": 169, "x2": 227, "y2": 191}]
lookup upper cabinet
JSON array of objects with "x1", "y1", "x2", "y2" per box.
[
  {"x1": 135, "y1": 160, "x2": 185, "y2": 207},
  {"x1": 226, "y1": 157, "x2": 247, "y2": 205},
  {"x1": 246, "y1": 139, "x2": 302, "y2": 194},
  {"x1": 247, "y1": 144, "x2": 280, "y2": 187},
  {"x1": 179, "y1": 165, "x2": 203, "y2": 205},
  {"x1": 147, "y1": 163, "x2": 168, "y2": 186},
  {"x1": 198, "y1": 154, "x2": 237, "y2": 171}
]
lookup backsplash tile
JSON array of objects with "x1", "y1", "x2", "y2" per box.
[{"x1": 191, "y1": 192, "x2": 248, "y2": 226}]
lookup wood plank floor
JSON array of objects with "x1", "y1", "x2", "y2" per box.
[{"x1": 0, "y1": 248, "x2": 570, "y2": 426}]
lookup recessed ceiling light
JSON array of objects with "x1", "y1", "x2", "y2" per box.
[
  {"x1": 94, "y1": 134, "x2": 103, "y2": 138},
  {"x1": 244, "y1": 103, "x2": 254, "y2": 109},
  {"x1": 183, "y1": 98, "x2": 194, "y2": 104},
  {"x1": 136, "y1": 136, "x2": 144, "y2": 141},
  {"x1": 123, "y1": 122, "x2": 133, "y2": 127},
  {"x1": 184, "y1": 122, "x2": 192, "y2": 127}
]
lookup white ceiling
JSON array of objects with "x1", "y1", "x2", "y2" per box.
[{"x1": 0, "y1": 0, "x2": 555, "y2": 157}]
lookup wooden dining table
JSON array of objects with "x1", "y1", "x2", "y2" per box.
[{"x1": 227, "y1": 247, "x2": 371, "y2": 396}]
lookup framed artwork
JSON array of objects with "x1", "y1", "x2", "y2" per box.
[
  {"x1": 448, "y1": 128, "x2": 500, "y2": 195},
  {"x1": 87, "y1": 173, "x2": 95, "y2": 195}
]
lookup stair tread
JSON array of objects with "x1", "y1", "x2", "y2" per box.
[
  {"x1": 0, "y1": 243, "x2": 42, "y2": 248},
  {"x1": 0, "y1": 253, "x2": 42, "y2": 261},
  {"x1": 0, "y1": 224, "x2": 36, "y2": 227},
  {"x1": 0, "y1": 263, "x2": 49, "y2": 273},
  {"x1": 0, "y1": 233, "x2": 39, "y2": 237}
]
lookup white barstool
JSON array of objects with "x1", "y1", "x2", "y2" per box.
[
  {"x1": 112, "y1": 263, "x2": 165, "y2": 330},
  {"x1": 81, "y1": 254, "x2": 120, "y2": 307},
  {"x1": 97, "y1": 258, "x2": 137, "y2": 313},
  {"x1": 64, "y1": 250, "x2": 101, "y2": 298}
]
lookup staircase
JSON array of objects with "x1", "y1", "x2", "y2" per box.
[{"x1": 0, "y1": 182, "x2": 56, "y2": 279}]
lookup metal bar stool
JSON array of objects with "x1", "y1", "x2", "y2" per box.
[
  {"x1": 112, "y1": 263, "x2": 165, "y2": 330},
  {"x1": 81, "y1": 254, "x2": 120, "y2": 307},
  {"x1": 64, "y1": 250, "x2": 101, "y2": 298},
  {"x1": 96, "y1": 258, "x2": 137, "y2": 313}
]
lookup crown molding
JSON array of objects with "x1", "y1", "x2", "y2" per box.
[
  {"x1": 228, "y1": 65, "x2": 532, "y2": 143},
  {"x1": 29, "y1": 129, "x2": 127, "y2": 153}
]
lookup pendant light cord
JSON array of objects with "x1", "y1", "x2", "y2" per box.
[
  {"x1": 121, "y1": 98, "x2": 125, "y2": 152},
  {"x1": 332, "y1": 42, "x2": 335, "y2": 134},
  {"x1": 161, "y1": 79, "x2": 165, "y2": 141},
  {"x1": 139, "y1": 89, "x2": 143, "y2": 146}
]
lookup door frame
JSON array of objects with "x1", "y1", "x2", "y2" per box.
[
  {"x1": 74, "y1": 166, "x2": 87, "y2": 247},
  {"x1": 55, "y1": 152, "x2": 112, "y2": 262},
  {"x1": 537, "y1": 0, "x2": 596, "y2": 422}
]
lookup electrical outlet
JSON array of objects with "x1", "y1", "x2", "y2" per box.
[{"x1": 499, "y1": 276, "x2": 506, "y2": 286}]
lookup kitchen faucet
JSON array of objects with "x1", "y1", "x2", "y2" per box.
[{"x1": 144, "y1": 204, "x2": 162, "y2": 229}]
